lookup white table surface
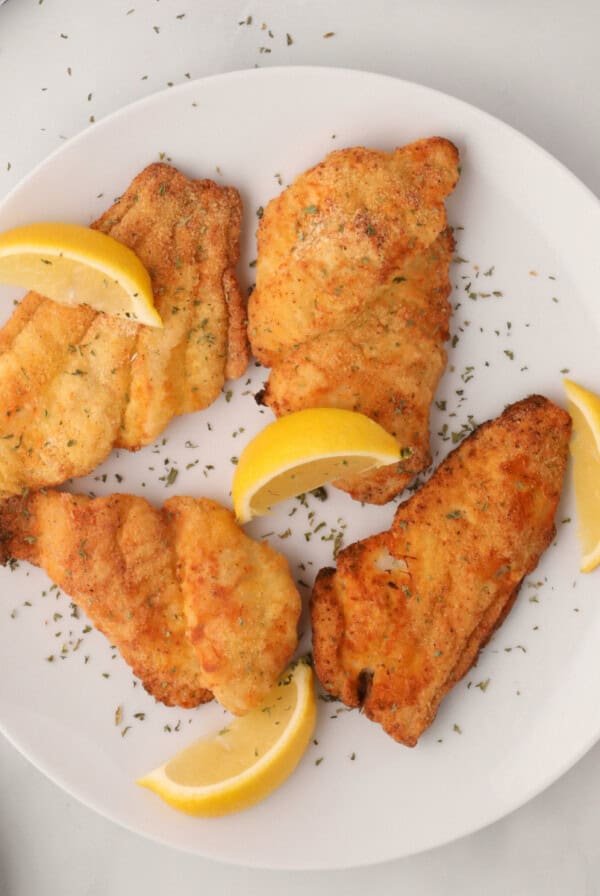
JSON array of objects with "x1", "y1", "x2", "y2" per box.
[{"x1": 0, "y1": 1, "x2": 599, "y2": 893}]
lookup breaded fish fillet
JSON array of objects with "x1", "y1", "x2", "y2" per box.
[
  {"x1": 0, "y1": 492, "x2": 300, "y2": 715},
  {"x1": 311, "y1": 396, "x2": 571, "y2": 746},
  {"x1": 0, "y1": 163, "x2": 248, "y2": 499},
  {"x1": 249, "y1": 138, "x2": 459, "y2": 504}
]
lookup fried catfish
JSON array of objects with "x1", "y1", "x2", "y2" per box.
[
  {"x1": 311, "y1": 396, "x2": 571, "y2": 746},
  {"x1": 0, "y1": 492, "x2": 300, "y2": 715},
  {"x1": 0, "y1": 163, "x2": 248, "y2": 499},
  {"x1": 248, "y1": 138, "x2": 460, "y2": 504}
]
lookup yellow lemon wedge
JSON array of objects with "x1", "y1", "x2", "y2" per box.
[
  {"x1": 0, "y1": 221, "x2": 161, "y2": 327},
  {"x1": 563, "y1": 378, "x2": 600, "y2": 572},
  {"x1": 232, "y1": 408, "x2": 402, "y2": 523},
  {"x1": 137, "y1": 659, "x2": 316, "y2": 816}
]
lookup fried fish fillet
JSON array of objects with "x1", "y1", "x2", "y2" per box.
[
  {"x1": 311, "y1": 396, "x2": 571, "y2": 746},
  {"x1": 0, "y1": 163, "x2": 248, "y2": 499},
  {"x1": 248, "y1": 138, "x2": 460, "y2": 504},
  {"x1": 0, "y1": 492, "x2": 300, "y2": 715}
]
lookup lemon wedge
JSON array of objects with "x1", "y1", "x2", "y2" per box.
[
  {"x1": 137, "y1": 659, "x2": 316, "y2": 816},
  {"x1": 564, "y1": 378, "x2": 600, "y2": 572},
  {"x1": 232, "y1": 408, "x2": 402, "y2": 522},
  {"x1": 0, "y1": 221, "x2": 161, "y2": 327}
]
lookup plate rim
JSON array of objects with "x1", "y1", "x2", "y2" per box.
[{"x1": 2, "y1": 66, "x2": 599, "y2": 219}]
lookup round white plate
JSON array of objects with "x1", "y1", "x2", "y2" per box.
[{"x1": 0, "y1": 67, "x2": 599, "y2": 870}]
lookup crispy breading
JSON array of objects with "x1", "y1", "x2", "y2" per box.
[
  {"x1": 248, "y1": 139, "x2": 459, "y2": 504},
  {"x1": 262, "y1": 229, "x2": 455, "y2": 503},
  {"x1": 166, "y1": 496, "x2": 302, "y2": 714},
  {"x1": 0, "y1": 163, "x2": 248, "y2": 499},
  {"x1": 311, "y1": 396, "x2": 571, "y2": 746},
  {"x1": 0, "y1": 492, "x2": 300, "y2": 715}
]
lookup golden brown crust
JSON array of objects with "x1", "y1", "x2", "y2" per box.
[
  {"x1": 166, "y1": 496, "x2": 302, "y2": 715},
  {"x1": 0, "y1": 491, "x2": 300, "y2": 714},
  {"x1": 311, "y1": 396, "x2": 571, "y2": 746},
  {"x1": 0, "y1": 162, "x2": 248, "y2": 498},
  {"x1": 248, "y1": 139, "x2": 459, "y2": 504},
  {"x1": 223, "y1": 268, "x2": 250, "y2": 380},
  {"x1": 94, "y1": 163, "x2": 248, "y2": 447}
]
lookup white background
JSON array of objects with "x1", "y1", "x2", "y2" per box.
[{"x1": 0, "y1": 1, "x2": 599, "y2": 893}]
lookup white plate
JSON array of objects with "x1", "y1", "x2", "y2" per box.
[{"x1": 0, "y1": 67, "x2": 599, "y2": 871}]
